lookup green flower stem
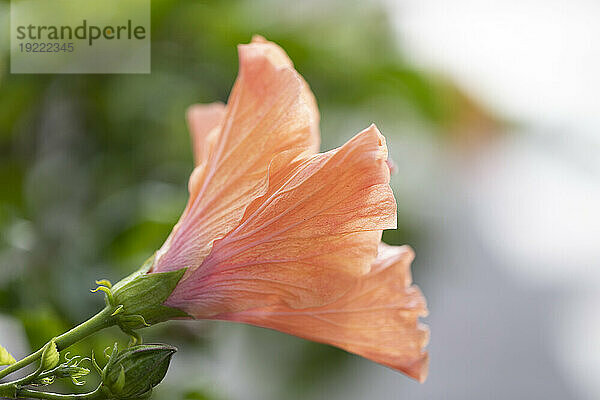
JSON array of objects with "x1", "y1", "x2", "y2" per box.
[
  {"x1": 15, "y1": 386, "x2": 104, "y2": 400},
  {"x1": 1, "y1": 369, "x2": 40, "y2": 391},
  {"x1": 0, "y1": 306, "x2": 115, "y2": 381}
]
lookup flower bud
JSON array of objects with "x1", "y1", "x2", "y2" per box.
[
  {"x1": 54, "y1": 365, "x2": 90, "y2": 385},
  {"x1": 101, "y1": 344, "x2": 176, "y2": 399}
]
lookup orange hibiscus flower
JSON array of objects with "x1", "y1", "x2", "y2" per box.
[{"x1": 150, "y1": 36, "x2": 429, "y2": 381}]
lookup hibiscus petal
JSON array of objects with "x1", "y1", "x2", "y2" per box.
[
  {"x1": 153, "y1": 36, "x2": 320, "y2": 273},
  {"x1": 187, "y1": 102, "x2": 225, "y2": 166},
  {"x1": 166, "y1": 125, "x2": 397, "y2": 316},
  {"x1": 215, "y1": 244, "x2": 429, "y2": 382}
]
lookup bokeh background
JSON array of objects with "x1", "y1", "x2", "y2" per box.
[{"x1": 1, "y1": 0, "x2": 599, "y2": 399}]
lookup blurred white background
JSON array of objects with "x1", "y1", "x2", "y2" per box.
[{"x1": 382, "y1": 1, "x2": 600, "y2": 399}]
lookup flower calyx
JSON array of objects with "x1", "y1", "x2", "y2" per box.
[{"x1": 91, "y1": 255, "x2": 190, "y2": 343}]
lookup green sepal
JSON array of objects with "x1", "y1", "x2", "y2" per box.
[
  {"x1": 110, "y1": 254, "x2": 190, "y2": 329},
  {"x1": 0, "y1": 344, "x2": 16, "y2": 365},
  {"x1": 114, "y1": 365, "x2": 126, "y2": 393}
]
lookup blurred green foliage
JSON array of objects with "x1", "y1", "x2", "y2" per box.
[{"x1": 0, "y1": 0, "x2": 495, "y2": 399}]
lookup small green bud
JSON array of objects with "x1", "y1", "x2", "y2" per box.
[
  {"x1": 0, "y1": 344, "x2": 16, "y2": 365},
  {"x1": 37, "y1": 376, "x2": 55, "y2": 386},
  {"x1": 40, "y1": 339, "x2": 60, "y2": 370},
  {"x1": 53, "y1": 365, "x2": 91, "y2": 386},
  {"x1": 35, "y1": 353, "x2": 93, "y2": 386},
  {"x1": 109, "y1": 255, "x2": 189, "y2": 330},
  {"x1": 101, "y1": 344, "x2": 176, "y2": 399}
]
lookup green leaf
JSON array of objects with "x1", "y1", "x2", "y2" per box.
[
  {"x1": 0, "y1": 344, "x2": 16, "y2": 365},
  {"x1": 40, "y1": 339, "x2": 60, "y2": 370}
]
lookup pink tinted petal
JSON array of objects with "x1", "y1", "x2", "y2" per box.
[
  {"x1": 153, "y1": 37, "x2": 320, "y2": 273},
  {"x1": 216, "y1": 244, "x2": 429, "y2": 382},
  {"x1": 187, "y1": 102, "x2": 226, "y2": 166},
  {"x1": 166, "y1": 125, "x2": 397, "y2": 316}
]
